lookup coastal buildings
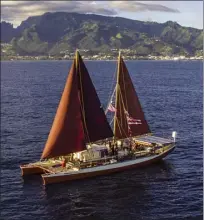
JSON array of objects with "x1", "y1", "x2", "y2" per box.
[{"x1": 1, "y1": 44, "x2": 203, "y2": 61}]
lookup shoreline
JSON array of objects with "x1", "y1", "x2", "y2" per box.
[
  {"x1": 1, "y1": 58, "x2": 203, "y2": 61},
  {"x1": 1, "y1": 56, "x2": 203, "y2": 61}
]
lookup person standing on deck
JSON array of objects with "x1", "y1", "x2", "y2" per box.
[
  {"x1": 109, "y1": 141, "x2": 114, "y2": 156},
  {"x1": 129, "y1": 141, "x2": 132, "y2": 152},
  {"x1": 61, "y1": 159, "x2": 66, "y2": 168},
  {"x1": 108, "y1": 141, "x2": 111, "y2": 150},
  {"x1": 121, "y1": 140, "x2": 123, "y2": 150},
  {"x1": 115, "y1": 142, "x2": 119, "y2": 159},
  {"x1": 115, "y1": 142, "x2": 118, "y2": 154},
  {"x1": 110, "y1": 141, "x2": 115, "y2": 156}
]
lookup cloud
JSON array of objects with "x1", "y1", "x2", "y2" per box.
[
  {"x1": 109, "y1": 1, "x2": 180, "y2": 13},
  {"x1": 1, "y1": 1, "x2": 117, "y2": 26},
  {"x1": 1, "y1": 1, "x2": 179, "y2": 27}
]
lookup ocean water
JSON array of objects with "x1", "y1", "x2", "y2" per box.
[{"x1": 1, "y1": 60, "x2": 203, "y2": 220}]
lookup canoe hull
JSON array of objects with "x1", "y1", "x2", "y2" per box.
[
  {"x1": 20, "y1": 165, "x2": 45, "y2": 176},
  {"x1": 42, "y1": 145, "x2": 175, "y2": 185}
]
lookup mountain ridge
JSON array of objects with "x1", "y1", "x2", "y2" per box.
[{"x1": 1, "y1": 12, "x2": 203, "y2": 56}]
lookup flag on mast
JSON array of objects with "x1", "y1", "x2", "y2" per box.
[{"x1": 108, "y1": 103, "x2": 116, "y2": 112}]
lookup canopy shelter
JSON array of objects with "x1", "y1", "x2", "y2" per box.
[{"x1": 134, "y1": 135, "x2": 173, "y2": 146}]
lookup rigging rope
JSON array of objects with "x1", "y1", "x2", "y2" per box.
[
  {"x1": 115, "y1": 117, "x2": 129, "y2": 139},
  {"x1": 113, "y1": 86, "x2": 129, "y2": 139},
  {"x1": 110, "y1": 117, "x2": 114, "y2": 126}
]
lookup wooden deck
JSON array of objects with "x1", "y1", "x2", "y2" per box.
[{"x1": 21, "y1": 145, "x2": 167, "y2": 176}]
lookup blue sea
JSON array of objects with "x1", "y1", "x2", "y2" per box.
[{"x1": 1, "y1": 60, "x2": 203, "y2": 220}]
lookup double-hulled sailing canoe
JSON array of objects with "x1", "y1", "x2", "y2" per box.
[{"x1": 20, "y1": 51, "x2": 176, "y2": 185}]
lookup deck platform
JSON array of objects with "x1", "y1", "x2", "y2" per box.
[{"x1": 134, "y1": 135, "x2": 173, "y2": 145}]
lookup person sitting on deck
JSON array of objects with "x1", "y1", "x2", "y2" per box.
[{"x1": 61, "y1": 159, "x2": 66, "y2": 168}]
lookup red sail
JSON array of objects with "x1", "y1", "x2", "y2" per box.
[
  {"x1": 114, "y1": 53, "x2": 151, "y2": 139},
  {"x1": 41, "y1": 51, "x2": 113, "y2": 159},
  {"x1": 41, "y1": 59, "x2": 86, "y2": 159},
  {"x1": 77, "y1": 52, "x2": 113, "y2": 143}
]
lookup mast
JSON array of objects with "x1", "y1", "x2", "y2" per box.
[
  {"x1": 75, "y1": 49, "x2": 79, "y2": 68},
  {"x1": 113, "y1": 51, "x2": 121, "y2": 140},
  {"x1": 113, "y1": 52, "x2": 130, "y2": 139}
]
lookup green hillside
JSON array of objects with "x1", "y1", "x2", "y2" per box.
[{"x1": 1, "y1": 12, "x2": 203, "y2": 56}]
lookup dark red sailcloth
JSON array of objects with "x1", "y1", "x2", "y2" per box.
[
  {"x1": 41, "y1": 59, "x2": 85, "y2": 159},
  {"x1": 77, "y1": 52, "x2": 113, "y2": 143},
  {"x1": 114, "y1": 53, "x2": 151, "y2": 139},
  {"x1": 41, "y1": 51, "x2": 113, "y2": 159}
]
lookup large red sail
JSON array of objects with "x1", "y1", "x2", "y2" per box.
[
  {"x1": 77, "y1": 52, "x2": 113, "y2": 143},
  {"x1": 114, "y1": 53, "x2": 151, "y2": 139},
  {"x1": 41, "y1": 51, "x2": 113, "y2": 159},
  {"x1": 41, "y1": 59, "x2": 85, "y2": 159}
]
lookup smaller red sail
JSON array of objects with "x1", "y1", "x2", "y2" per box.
[
  {"x1": 114, "y1": 53, "x2": 151, "y2": 139},
  {"x1": 41, "y1": 59, "x2": 86, "y2": 159}
]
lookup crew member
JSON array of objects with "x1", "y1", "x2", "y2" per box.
[
  {"x1": 61, "y1": 159, "x2": 66, "y2": 168},
  {"x1": 129, "y1": 141, "x2": 132, "y2": 151},
  {"x1": 115, "y1": 142, "x2": 118, "y2": 155},
  {"x1": 110, "y1": 142, "x2": 115, "y2": 156},
  {"x1": 121, "y1": 140, "x2": 123, "y2": 149}
]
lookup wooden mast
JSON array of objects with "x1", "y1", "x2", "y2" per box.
[
  {"x1": 75, "y1": 49, "x2": 79, "y2": 69},
  {"x1": 113, "y1": 51, "x2": 121, "y2": 140}
]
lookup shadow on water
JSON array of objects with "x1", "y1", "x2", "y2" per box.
[{"x1": 22, "y1": 174, "x2": 44, "y2": 185}]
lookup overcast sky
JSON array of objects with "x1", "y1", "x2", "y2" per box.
[{"x1": 1, "y1": 1, "x2": 203, "y2": 29}]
